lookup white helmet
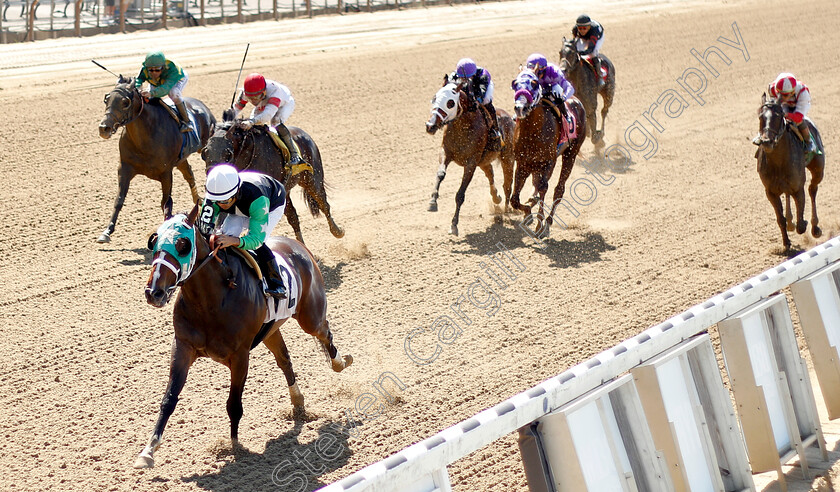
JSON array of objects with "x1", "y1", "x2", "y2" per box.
[{"x1": 206, "y1": 164, "x2": 241, "y2": 201}]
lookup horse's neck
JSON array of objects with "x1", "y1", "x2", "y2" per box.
[
  {"x1": 763, "y1": 129, "x2": 802, "y2": 165},
  {"x1": 125, "y1": 104, "x2": 163, "y2": 147}
]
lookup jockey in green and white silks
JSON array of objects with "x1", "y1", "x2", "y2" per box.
[
  {"x1": 201, "y1": 164, "x2": 288, "y2": 299},
  {"x1": 135, "y1": 50, "x2": 192, "y2": 133}
]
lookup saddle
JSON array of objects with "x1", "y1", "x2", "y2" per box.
[
  {"x1": 582, "y1": 55, "x2": 608, "y2": 82},
  {"x1": 255, "y1": 126, "x2": 315, "y2": 176},
  {"x1": 541, "y1": 98, "x2": 578, "y2": 145}
]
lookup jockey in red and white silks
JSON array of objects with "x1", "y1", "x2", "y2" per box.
[
  {"x1": 767, "y1": 72, "x2": 816, "y2": 152},
  {"x1": 234, "y1": 73, "x2": 305, "y2": 165}
]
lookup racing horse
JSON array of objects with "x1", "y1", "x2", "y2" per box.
[
  {"x1": 510, "y1": 69, "x2": 587, "y2": 237},
  {"x1": 201, "y1": 109, "x2": 344, "y2": 244},
  {"x1": 755, "y1": 93, "x2": 824, "y2": 251},
  {"x1": 97, "y1": 75, "x2": 215, "y2": 243},
  {"x1": 136, "y1": 205, "x2": 353, "y2": 468},
  {"x1": 425, "y1": 77, "x2": 516, "y2": 235},
  {"x1": 559, "y1": 37, "x2": 615, "y2": 146}
]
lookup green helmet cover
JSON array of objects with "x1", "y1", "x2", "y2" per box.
[{"x1": 144, "y1": 51, "x2": 166, "y2": 68}]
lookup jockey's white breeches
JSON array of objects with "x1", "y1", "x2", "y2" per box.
[
  {"x1": 169, "y1": 72, "x2": 188, "y2": 103},
  {"x1": 575, "y1": 35, "x2": 605, "y2": 57},
  {"x1": 220, "y1": 206, "x2": 286, "y2": 243},
  {"x1": 271, "y1": 97, "x2": 296, "y2": 126},
  {"x1": 482, "y1": 81, "x2": 495, "y2": 105}
]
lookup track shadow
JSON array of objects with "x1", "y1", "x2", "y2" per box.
[
  {"x1": 455, "y1": 220, "x2": 615, "y2": 269},
  {"x1": 102, "y1": 247, "x2": 153, "y2": 266},
  {"x1": 318, "y1": 261, "x2": 348, "y2": 293},
  {"x1": 181, "y1": 420, "x2": 351, "y2": 492}
]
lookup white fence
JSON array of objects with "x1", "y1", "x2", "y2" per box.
[{"x1": 319, "y1": 236, "x2": 840, "y2": 492}]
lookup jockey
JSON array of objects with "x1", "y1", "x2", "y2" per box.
[
  {"x1": 202, "y1": 164, "x2": 288, "y2": 299},
  {"x1": 233, "y1": 73, "x2": 305, "y2": 167},
  {"x1": 449, "y1": 58, "x2": 503, "y2": 151},
  {"x1": 768, "y1": 72, "x2": 817, "y2": 153},
  {"x1": 571, "y1": 14, "x2": 605, "y2": 88},
  {"x1": 135, "y1": 51, "x2": 192, "y2": 133},
  {"x1": 526, "y1": 53, "x2": 575, "y2": 112}
]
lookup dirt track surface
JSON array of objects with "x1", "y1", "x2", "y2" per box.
[{"x1": 1, "y1": 0, "x2": 839, "y2": 490}]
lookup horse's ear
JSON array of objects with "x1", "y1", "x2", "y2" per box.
[
  {"x1": 147, "y1": 232, "x2": 158, "y2": 251},
  {"x1": 223, "y1": 108, "x2": 237, "y2": 122},
  {"x1": 443, "y1": 73, "x2": 450, "y2": 86},
  {"x1": 761, "y1": 92, "x2": 767, "y2": 104},
  {"x1": 185, "y1": 203, "x2": 200, "y2": 227},
  {"x1": 511, "y1": 79, "x2": 516, "y2": 90},
  {"x1": 118, "y1": 74, "x2": 128, "y2": 84}
]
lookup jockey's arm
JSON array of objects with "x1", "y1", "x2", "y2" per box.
[
  {"x1": 788, "y1": 88, "x2": 811, "y2": 124},
  {"x1": 238, "y1": 196, "x2": 271, "y2": 250}
]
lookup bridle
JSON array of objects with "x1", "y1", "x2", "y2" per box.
[
  {"x1": 147, "y1": 235, "x2": 221, "y2": 302},
  {"x1": 759, "y1": 101, "x2": 787, "y2": 145},
  {"x1": 104, "y1": 85, "x2": 144, "y2": 130},
  {"x1": 558, "y1": 42, "x2": 580, "y2": 73}
]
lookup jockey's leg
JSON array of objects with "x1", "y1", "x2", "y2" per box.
[
  {"x1": 275, "y1": 123, "x2": 304, "y2": 166},
  {"x1": 170, "y1": 75, "x2": 191, "y2": 133},
  {"x1": 798, "y1": 121, "x2": 816, "y2": 153},
  {"x1": 592, "y1": 56, "x2": 604, "y2": 88},
  {"x1": 256, "y1": 243, "x2": 287, "y2": 299}
]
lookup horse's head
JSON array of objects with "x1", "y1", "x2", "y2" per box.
[
  {"x1": 201, "y1": 109, "x2": 245, "y2": 171},
  {"x1": 511, "y1": 69, "x2": 541, "y2": 119},
  {"x1": 145, "y1": 208, "x2": 200, "y2": 307},
  {"x1": 558, "y1": 37, "x2": 580, "y2": 74},
  {"x1": 99, "y1": 75, "x2": 140, "y2": 139},
  {"x1": 426, "y1": 83, "x2": 465, "y2": 134},
  {"x1": 757, "y1": 92, "x2": 787, "y2": 149}
]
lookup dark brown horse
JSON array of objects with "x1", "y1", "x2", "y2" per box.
[
  {"x1": 558, "y1": 37, "x2": 615, "y2": 146},
  {"x1": 136, "y1": 206, "x2": 353, "y2": 468},
  {"x1": 755, "y1": 93, "x2": 824, "y2": 251},
  {"x1": 97, "y1": 75, "x2": 215, "y2": 243},
  {"x1": 510, "y1": 69, "x2": 587, "y2": 237},
  {"x1": 425, "y1": 78, "x2": 515, "y2": 235},
  {"x1": 201, "y1": 109, "x2": 343, "y2": 244}
]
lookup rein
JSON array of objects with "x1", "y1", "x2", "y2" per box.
[
  {"x1": 107, "y1": 86, "x2": 145, "y2": 129},
  {"x1": 177, "y1": 242, "x2": 222, "y2": 286}
]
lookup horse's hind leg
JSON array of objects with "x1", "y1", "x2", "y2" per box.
[
  {"x1": 284, "y1": 199, "x2": 305, "y2": 244},
  {"x1": 807, "y1": 158, "x2": 824, "y2": 238},
  {"x1": 301, "y1": 176, "x2": 344, "y2": 239},
  {"x1": 451, "y1": 161, "x2": 478, "y2": 236},
  {"x1": 479, "y1": 161, "x2": 502, "y2": 206},
  {"x1": 176, "y1": 159, "x2": 200, "y2": 204},
  {"x1": 297, "y1": 306, "x2": 353, "y2": 372},
  {"x1": 262, "y1": 329, "x2": 306, "y2": 418},
  {"x1": 135, "y1": 339, "x2": 196, "y2": 468},
  {"x1": 98, "y1": 162, "x2": 136, "y2": 243}
]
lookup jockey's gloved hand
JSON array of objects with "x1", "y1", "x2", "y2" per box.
[
  {"x1": 551, "y1": 88, "x2": 565, "y2": 101},
  {"x1": 240, "y1": 120, "x2": 253, "y2": 130}
]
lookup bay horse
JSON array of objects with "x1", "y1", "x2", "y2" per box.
[
  {"x1": 755, "y1": 93, "x2": 824, "y2": 251},
  {"x1": 97, "y1": 75, "x2": 215, "y2": 243},
  {"x1": 136, "y1": 206, "x2": 353, "y2": 468},
  {"x1": 558, "y1": 37, "x2": 615, "y2": 146},
  {"x1": 425, "y1": 77, "x2": 516, "y2": 236},
  {"x1": 510, "y1": 69, "x2": 587, "y2": 237},
  {"x1": 201, "y1": 109, "x2": 344, "y2": 244}
]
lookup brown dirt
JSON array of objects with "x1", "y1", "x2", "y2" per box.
[{"x1": 1, "y1": 0, "x2": 839, "y2": 490}]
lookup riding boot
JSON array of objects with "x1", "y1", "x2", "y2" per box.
[
  {"x1": 276, "y1": 123, "x2": 304, "y2": 167},
  {"x1": 484, "y1": 101, "x2": 503, "y2": 151},
  {"x1": 799, "y1": 123, "x2": 816, "y2": 153},
  {"x1": 175, "y1": 101, "x2": 191, "y2": 133},
  {"x1": 256, "y1": 243, "x2": 287, "y2": 299},
  {"x1": 592, "y1": 56, "x2": 605, "y2": 88}
]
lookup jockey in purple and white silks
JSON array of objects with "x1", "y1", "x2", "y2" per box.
[
  {"x1": 767, "y1": 72, "x2": 816, "y2": 153},
  {"x1": 233, "y1": 73, "x2": 305, "y2": 166},
  {"x1": 448, "y1": 58, "x2": 503, "y2": 151},
  {"x1": 526, "y1": 53, "x2": 575, "y2": 114}
]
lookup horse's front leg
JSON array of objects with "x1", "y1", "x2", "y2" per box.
[
  {"x1": 428, "y1": 155, "x2": 451, "y2": 212},
  {"x1": 176, "y1": 159, "x2": 200, "y2": 204},
  {"x1": 792, "y1": 188, "x2": 808, "y2": 235},
  {"x1": 784, "y1": 193, "x2": 795, "y2": 232},
  {"x1": 135, "y1": 339, "x2": 196, "y2": 468},
  {"x1": 766, "y1": 190, "x2": 791, "y2": 251},
  {"x1": 509, "y1": 163, "x2": 531, "y2": 216},
  {"x1": 284, "y1": 198, "x2": 305, "y2": 244},
  {"x1": 98, "y1": 162, "x2": 136, "y2": 243},
  {"x1": 227, "y1": 351, "x2": 250, "y2": 442},
  {"x1": 451, "y1": 161, "x2": 478, "y2": 236},
  {"x1": 546, "y1": 154, "x2": 577, "y2": 234}
]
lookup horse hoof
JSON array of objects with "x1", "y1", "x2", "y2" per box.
[
  {"x1": 331, "y1": 226, "x2": 345, "y2": 239},
  {"x1": 786, "y1": 222, "x2": 795, "y2": 232},
  {"x1": 134, "y1": 455, "x2": 154, "y2": 469},
  {"x1": 796, "y1": 221, "x2": 808, "y2": 235},
  {"x1": 492, "y1": 194, "x2": 502, "y2": 205},
  {"x1": 812, "y1": 225, "x2": 823, "y2": 238},
  {"x1": 342, "y1": 354, "x2": 353, "y2": 369},
  {"x1": 292, "y1": 405, "x2": 307, "y2": 420},
  {"x1": 332, "y1": 354, "x2": 353, "y2": 372},
  {"x1": 449, "y1": 224, "x2": 459, "y2": 236},
  {"x1": 96, "y1": 232, "x2": 111, "y2": 244},
  {"x1": 427, "y1": 202, "x2": 438, "y2": 212}
]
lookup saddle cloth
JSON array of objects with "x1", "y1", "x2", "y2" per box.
[
  {"x1": 583, "y1": 56, "x2": 608, "y2": 82},
  {"x1": 158, "y1": 97, "x2": 201, "y2": 159},
  {"x1": 264, "y1": 251, "x2": 301, "y2": 323}
]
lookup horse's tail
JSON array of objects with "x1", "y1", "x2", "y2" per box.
[{"x1": 303, "y1": 137, "x2": 328, "y2": 218}]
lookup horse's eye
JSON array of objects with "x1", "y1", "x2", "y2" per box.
[
  {"x1": 530, "y1": 80, "x2": 537, "y2": 88},
  {"x1": 122, "y1": 98, "x2": 130, "y2": 108},
  {"x1": 104, "y1": 94, "x2": 110, "y2": 104},
  {"x1": 446, "y1": 99, "x2": 455, "y2": 109},
  {"x1": 175, "y1": 237, "x2": 191, "y2": 256}
]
